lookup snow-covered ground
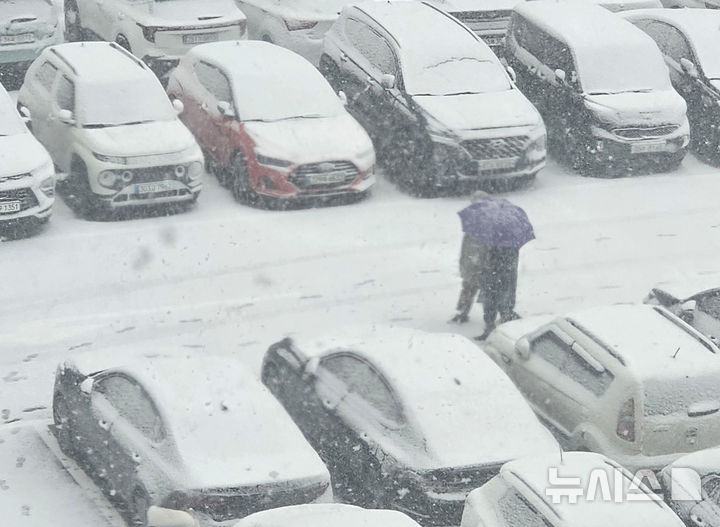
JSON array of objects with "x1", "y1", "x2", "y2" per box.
[{"x1": 2, "y1": 156, "x2": 720, "y2": 523}]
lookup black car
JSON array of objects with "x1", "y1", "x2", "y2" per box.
[{"x1": 261, "y1": 328, "x2": 559, "y2": 526}]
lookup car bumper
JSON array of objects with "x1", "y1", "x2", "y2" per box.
[
  {"x1": 393, "y1": 489, "x2": 467, "y2": 526},
  {"x1": 99, "y1": 182, "x2": 200, "y2": 209},
  {"x1": 251, "y1": 162, "x2": 375, "y2": 199},
  {"x1": 589, "y1": 124, "x2": 690, "y2": 164},
  {"x1": 267, "y1": 30, "x2": 325, "y2": 66},
  {"x1": 0, "y1": 32, "x2": 63, "y2": 64},
  {"x1": 0, "y1": 188, "x2": 53, "y2": 223}
]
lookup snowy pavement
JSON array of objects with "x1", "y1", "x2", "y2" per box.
[{"x1": 2, "y1": 156, "x2": 720, "y2": 523}]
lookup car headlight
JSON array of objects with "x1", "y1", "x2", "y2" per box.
[
  {"x1": 255, "y1": 151, "x2": 292, "y2": 168},
  {"x1": 187, "y1": 161, "x2": 203, "y2": 181},
  {"x1": 39, "y1": 176, "x2": 55, "y2": 197},
  {"x1": 98, "y1": 170, "x2": 118, "y2": 188},
  {"x1": 94, "y1": 152, "x2": 127, "y2": 164}
]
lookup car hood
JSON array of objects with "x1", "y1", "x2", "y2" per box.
[
  {"x1": 244, "y1": 113, "x2": 373, "y2": 166},
  {"x1": 0, "y1": 133, "x2": 51, "y2": 177},
  {"x1": 424, "y1": 0, "x2": 522, "y2": 12},
  {"x1": 79, "y1": 120, "x2": 196, "y2": 158},
  {"x1": 137, "y1": 0, "x2": 244, "y2": 25},
  {"x1": 583, "y1": 89, "x2": 687, "y2": 127},
  {"x1": 244, "y1": 0, "x2": 350, "y2": 19},
  {"x1": 413, "y1": 91, "x2": 540, "y2": 134},
  {"x1": 0, "y1": 0, "x2": 55, "y2": 27}
]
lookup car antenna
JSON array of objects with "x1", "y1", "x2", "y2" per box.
[
  {"x1": 559, "y1": 444, "x2": 564, "y2": 465},
  {"x1": 672, "y1": 347, "x2": 681, "y2": 359}
]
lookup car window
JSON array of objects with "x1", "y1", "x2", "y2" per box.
[
  {"x1": 345, "y1": 18, "x2": 398, "y2": 77},
  {"x1": 35, "y1": 61, "x2": 58, "y2": 92},
  {"x1": 703, "y1": 475, "x2": 720, "y2": 505},
  {"x1": 194, "y1": 61, "x2": 233, "y2": 103},
  {"x1": 512, "y1": 16, "x2": 573, "y2": 74},
  {"x1": 55, "y1": 76, "x2": 75, "y2": 112},
  {"x1": 697, "y1": 293, "x2": 720, "y2": 318},
  {"x1": 498, "y1": 487, "x2": 550, "y2": 527},
  {"x1": 638, "y1": 21, "x2": 693, "y2": 65},
  {"x1": 321, "y1": 354, "x2": 404, "y2": 423},
  {"x1": 95, "y1": 375, "x2": 165, "y2": 442}
]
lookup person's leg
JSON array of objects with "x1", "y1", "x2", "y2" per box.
[
  {"x1": 453, "y1": 281, "x2": 478, "y2": 323},
  {"x1": 475, "y1": 295, "x2": 498, "y2": 340}
]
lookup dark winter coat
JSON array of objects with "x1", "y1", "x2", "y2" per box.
[{"x1": 480, "y1": 247, "x2": 519, "y2": 312}]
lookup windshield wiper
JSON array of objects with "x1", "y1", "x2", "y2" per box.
[{"x1": 443, "y1": 91, "x2": 478, "y2": 96}]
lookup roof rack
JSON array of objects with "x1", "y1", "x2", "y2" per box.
[
  {"x1": 652, "y1": 306, "x2": 719, "y2": 354},
  {"x1": 109, "y1": 41, "x2": 148, "y2": 70},
  {"x1": 566, "y1": 318, "x2": 626, "y2": 366},
  {"x1": 49, "y1": 48, "x2": 78, "y2": 75}
]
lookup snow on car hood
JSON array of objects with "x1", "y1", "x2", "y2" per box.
[
  {"x1": 0, "y1": 0, "x2": 56, "y2": 27},
  {"x1": 0, "y1": 133, "x2": 51, "y2": 177},
  {"x1": 136, "y1": 0, "x2": 244, "y2": 25},
  {"x1": 244, "y1": 113, "x2": 373, "y2": 166},
  {"x1": 79, "y1": 120, "x2": 196, "y2": 158},
  {"x1": 424, "y1": 0, "x2": 522, "y2": 13},
  {"x1": 413, "y1": 90, "x2": 540, "y2": 134},
  {"x1": 583, "y1": 89, "x2": 687, "y2": 127}
]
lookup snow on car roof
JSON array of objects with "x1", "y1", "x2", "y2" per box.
[
  {"x1": 566, "y1": 304, "x2": 720, "y2": 379},
  {"x1": 291, "y1": 327, "x2": 559, "y2": 468},
  {"x1": 234, "y1": 504, "x2": 421, "y2": 527},
  {"x1": 649, "y1": 275, "x2": 720, "y2": 302},
  {"x1": 64, "y1": 348, "x2": 329, "y2": 488},
  {"x1": 47, "y1": 42, "x2": 151, "y2": 84},
  {"x1": 501, "y1": 452, "x2": 682, "y2": 526}
]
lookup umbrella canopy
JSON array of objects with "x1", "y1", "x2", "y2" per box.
[{"x1": 458, "y1": 198, "x2": 535, "y2": 248}]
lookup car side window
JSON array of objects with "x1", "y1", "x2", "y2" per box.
[
  {"x1": 35, "y1": 61, "x2": 58, "y2": 92},
  {"x1": 321, "y1": 354, "x2": 404, "y2": 424},
  {"x1": 703, "y1": 475, "x2": 720, "y2": 505},
  {"x1": 531, "y1": 331, "x2": 568, "y2": 370},
  {"x1": 194, "y1": 61, "x2": 232, "y2": 103},
  {"x1": 345, "y1": 18, "x2": 398, "y2": 77},
  {"x1": 95, "y1": 375, "x2": 166, "y2": 442},
  {"x1": 640, "y1": 21, "x2": 693, "y2": 65},
  {"x1": 55, "y1": 76, "x2": 75, "y2": 112},
  {"x1": 697, "y1": 294, "x2": 720, "y2": 318},
  {"x1": 497, "y1": 487, "x2": 550, "y2": 527}
]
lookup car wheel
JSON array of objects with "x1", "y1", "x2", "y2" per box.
[
  {"x1": 53, "y1": 396, "x2": 76, "y2": 456},
  {"x1": 230, "y1": 153, "x2": 260, "y2": 206},
  {"x1": 115, "y1": 34, "x2": 131, "y2": 53},
  {"x1": 70, "y1": 157, "x2": 102, "y2": 220},
  {"x1": 128, "y1": 487, "x2": 150, "y2": 527},
  {"x1": 64, "y1": 0, "x2": 83, "y2": 41}
]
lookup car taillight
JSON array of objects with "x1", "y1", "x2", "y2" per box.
[
  {"x1": 283, "y1": 18, "x2": 318, "y2": 31},
  {"x1": 138, "y1": 23, "x2": 159, "y2": 42},
  {"x1": 617, "y1": 397, "x2": 635, "y2": 442}
]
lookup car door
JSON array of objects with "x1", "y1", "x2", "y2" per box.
[
  {"x1": 693, "y1": 293, "x2": 720, "y2": 343},
  {"x1": 192, "y1": 61, "x2": 236, "y2": 166},
  {"x1": 48, "y1": 75, "x2": 76, "y2": 171},
  {"x1": 23, "y1": 60, "x2": 58, "y2": 148}
]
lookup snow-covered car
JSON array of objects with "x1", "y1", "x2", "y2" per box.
[
  {"x1": 0, "y1": 82, "x2": 55, "y2": 229},
  {"x1": 18, "y1": 42, "x2": 203, "y2": 215},
  {"x1": 529, "y1": 0, "x2": 662, "y2": 11},
  {"x1": 52, "y1": 349, "x2": 333, "y2": 526},
  {"x1": 0, "y1": 0, "x2": 64, "y2": 69},
  {"x1": 623, "y1": 9, "x2": 720, "y2": 161},
  {"x1": 167, "y1": 40, "x2": 375, "y2": 206},
  {"x1": 462, "y1": 452, "x2": 685, "y2": 527},
  {"x1": 320, "y1": 1, "x2": 546, "y2": 194},
  {"x1": 261, "y1": 327, "x2": 560, "y2": 526},
  {"x1": 234, "y1": 0, "x2": 352, "y2": 66},
  {"x1": 483, "y1": 304, "x2": 720, "y2": 471},
  {"x1": 659, "y1": 0, "x2": 719, "y2": 8},
  {"x1": 644, "y1": 281, "x2": 720, "y2": 343},
  {"x1": 660, "y1": 447, "x2": 720, "y2": 527},
  {"x1": 64, "y1": 0, "x2": 246, "y2": 76},
  {"x1": 505, "y1": 2, "x2": 690, "y2": 173},
  {"x1": 232, "y1": 504, "x2": 422, "y2": 527}
]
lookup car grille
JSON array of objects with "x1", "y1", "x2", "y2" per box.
[
  {"x1": 0, "y1": 187, "x2": 38, "y2": 214},
  {"x1": 462, "y1": 136, "x2": 529, "y2": 160},
  {"x1": 129, "y1": 165, "x2": 179, "y2": 184},
  {"x1": 450, "y1": 10, "x2": 511, "y2": 33},
  {"x1": 288, "y1": 161, "x2": 359, "y2": 190},
  {"x1": 613, "y1": 125, "x2": 679, "y2": 139}
]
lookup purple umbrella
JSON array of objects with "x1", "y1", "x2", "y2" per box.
[{"x1": 458, "y1": 198, "x2": 535, "y2": 248}]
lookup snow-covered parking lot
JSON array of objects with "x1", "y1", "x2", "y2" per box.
[{"x1": 2, "y1": 155, "x2": 720, "y2": 523}]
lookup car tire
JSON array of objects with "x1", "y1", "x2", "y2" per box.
[
  {"x1": 115, "y1": 34, "x2": 131, "y2": 53},
  {"x1": 64, "y1": 0, "x2": 83, "y2": 41},
  {"x1": 127, "y1": 487, "x2": 150, "y2": 527},
  {"x1": 230, "y1": 153, "x2": 260, "y2": 206},
  {"x1": 53, "y1": 396, "x2": 76, "y2": 457}
]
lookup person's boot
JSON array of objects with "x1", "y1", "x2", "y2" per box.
[
  {"x1": 499, "y1": 311, "x2": 521, "y2": 323},
  {"x1": 450, "y1": 312, "x2": 469, "y2": 324},
  {"x1": 474, "y1": 322, "x2": 496, "y2": 341}
]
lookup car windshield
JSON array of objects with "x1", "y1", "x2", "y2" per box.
[
  {"x1": 579, "y1": 44, "x2": 672, "y2": 95},
  {"x1": 404, "y1": 57, "x2": 512, "y2": 97},
  {"x1": 77, "y1": 81, "x2": 176, "y2": 127}
]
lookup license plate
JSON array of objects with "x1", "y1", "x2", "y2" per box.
[
  {"x1": 631, "y1": 142, "x2": 667, "y2": 154},
  {"x1": 0, "y1": 33, "x2": 35, "y2": 45},
  {"x1": 309, "y1": 173, "x2": 346, "y2": 185},
  {"x1": 182, "y1": 33, "x2": 218, "y2": 45},
  {"x1": 482, "y1": 35, "x2": 504, "y2": 47},
  {"x1": 134, "y1": 181, "x2": 172, "y2": 194},
  {"x1": 477, "y1": 158, "x2": 517, "y2": 171},
  {"x1": 0, "y1": 201, "x2": 21, "y2": 214}
]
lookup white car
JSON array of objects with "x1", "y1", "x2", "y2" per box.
[
  {"x1": 483, "y1": 304, "x2": 720, "y2": 471},
  {"x1": 0, "y1": 82, "x2": 55, "y2": 230},
  {"x1": 64, "y1": 0, "x2": 246, "y2": 76},
  {"x1": 232, "y1": 504, "x2": 422, "y2": 527},
  {"x1": 0, "y1": 0, "x2": 64, "y2": 69},
  {"x1": 18, "y1": 42, "x2": 203, "y2": 216},
  {"x1": 462, "y1": 452, "x2": 685, "y2": 527},
  {"x1": 661, "y1": 447, "x2": 720, "y2": 527},
  {"x1": 53, "y1": 348, "x2": 333, "y2": 525},
  {"x1": 529, "y1": 0, "x2": 662, "y2": 10},
  {"x1": 234, "y1": 0, "x2": 353, "y2": 66}
]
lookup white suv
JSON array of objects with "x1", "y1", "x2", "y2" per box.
[
  {"x1": 0, "y1": 0, "x2": 64, "y2": 70},
  {"x1": 483, "y1": 304, "x2": 720, "y2": 471},
  {"x1": 18, "y1": 42, "x2": 203, "y2": 215},
  {"x1": 64, "y1": 0, "x2": 246, "y2": 76},
  {"x1": 0, "y1": 82, "x2": 55, "y2": 230}
]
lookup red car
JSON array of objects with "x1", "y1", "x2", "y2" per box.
[{"x1": 167, "y1": 41, "x2": 376, "y2": 205}]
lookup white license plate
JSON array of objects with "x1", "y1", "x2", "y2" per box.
[
  {"x1": 182, "y1": 33, "x2": 218, "y2": 45},
  {"x1": 477, "y1": 158, "x2": 517, "y2": 171},
  {"x1": 482, "y1": 35, "x2": 504, "y2": 47},
  {"x1": 631, "y1": 142, "x2": 667, "y2": 154},
  {"x1": 134, "y1": 182, "x2": 173, "y2": 194},
  {"x1": 0, "y1": 201, "x2": 21, "y2": 214},
  {"x1": 309, "y1": 173, "x2": 346, "y2": 185},
  {"x1": 0, "y1": 33, "x2": 35, "y2": 45}
]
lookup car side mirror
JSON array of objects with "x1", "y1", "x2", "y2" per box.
[
  {"x1": 18, "y1": 105, "x2": 31, "y2": 124},
  {"x1": 554, "y1": 69, "x2": 566, "y2": 83},
  {"x1": 380, "y1": 73, "x2": 396, "y2": 90},
  {"x1": 338, "y1": 90, "x2": 347, "y2": 106},
  {"x1": 506, "y1": 66, "x2": 517, "y2": 83},
  {"x1": 147, "y1": 506, "x2": 197, "y2": 527},
  {"x1": 515, "y1": 336, "x2": 531, "y2": 360},
  {"x1": 57, "y1": 109, "x2": 75, "y2": 125},
  {"x1": 172, "y1": 98, "x2": 184, "y2": 115},
  {"x1": 680, "y1": 58, "x2": 699, "y2": 79},
  {"x1": 304, "y1": 357, "x2": 320, "y2": 379},
  {"x1": 80, "y1": 377, "x2": 94, "y2": 394},
  {"x1": 217, "y1": 100, "x2": 235, "y2": 118}
]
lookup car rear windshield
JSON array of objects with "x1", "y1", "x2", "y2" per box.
[
  {"x1": 78, "y1": 80, "x2": 176, "y2": 127},
  {"x1": 644, "y1": 375, "x2": 720, "y2": 416},
  {"x1": 404, "y1": 58, "x2": 511, "y2": 97}
]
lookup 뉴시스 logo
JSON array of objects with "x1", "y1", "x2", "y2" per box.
[{"x1": 545, "y1": 466, "x2": 702, "y2": 504}]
